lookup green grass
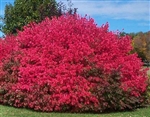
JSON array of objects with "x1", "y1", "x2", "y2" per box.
[
  {"x1": 147, "y1": 70, "x2": 150, "y2": 76},
  {"x1": 0, "y1": 105, "x2": 150, "y2": 117}
]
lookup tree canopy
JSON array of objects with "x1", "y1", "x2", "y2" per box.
[
  {"x1": 129, "y1": 31, "x2": 150, "y2": 62},
  {"x1": 1, "y1": 0, "x2": 76, "y2": 35}
]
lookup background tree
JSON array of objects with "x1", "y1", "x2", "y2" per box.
[
  {"x1": 129, "y1": 31, "x2": 150, "y2": 62},
  {"x1": 1, "y1": 0, "x2": 77, "y2": 35}
]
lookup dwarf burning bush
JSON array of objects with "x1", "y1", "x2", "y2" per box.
[{"x1": 0, "y1": 15, "x2": 149, "y2": 112}]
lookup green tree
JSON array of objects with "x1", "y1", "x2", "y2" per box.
[
  {"x1": 130, "y1": 31, "x2": 150, "y2": 62},
  {"x1": 1, "y1": 0, "x2": 76, "y2": 35}
]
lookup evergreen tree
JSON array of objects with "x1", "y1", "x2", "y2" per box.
[{"x1": 1, "y1": 0, "x2": 76, "y2": 35}]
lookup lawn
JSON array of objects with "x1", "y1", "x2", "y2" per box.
[
  {"x1": 0, "y1": 105, "x2": 150, "y2": 117},
  {"x1": 147, "y1": 67, "x2": 150, "y2": 76}
]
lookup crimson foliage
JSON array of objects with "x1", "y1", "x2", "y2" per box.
[{"x1": 0, "y1": 15, "x2": 149, "y2": 112}]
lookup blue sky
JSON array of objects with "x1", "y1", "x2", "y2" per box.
[{"x1": 0, "y1": 0, "x2": 150, "y2": 37}]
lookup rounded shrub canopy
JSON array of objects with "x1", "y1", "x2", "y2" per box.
[{"x1": 0, "y1": 15, "x2": 148, "y2": 112}]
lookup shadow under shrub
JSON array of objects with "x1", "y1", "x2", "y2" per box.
[{"x1": 0, "y1": 14, "x2": 149, "y2": 113}]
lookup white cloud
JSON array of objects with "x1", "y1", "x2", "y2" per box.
[{"x1": 59, "y1": 0, "x2": 150, "y2": 21}]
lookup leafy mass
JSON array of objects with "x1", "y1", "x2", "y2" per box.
[{"x1": 0, "y1": 15, "x2": 149, "y2": 112}]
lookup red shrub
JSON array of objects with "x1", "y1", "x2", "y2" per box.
[{"x1": 0, "y1": 15, "x2": 149, "y2": 112}]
